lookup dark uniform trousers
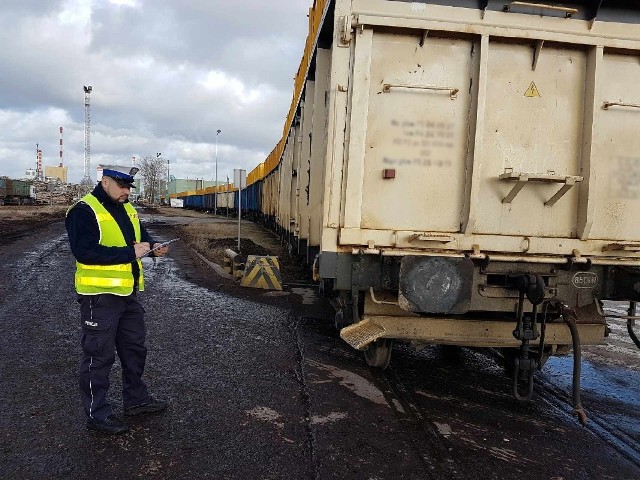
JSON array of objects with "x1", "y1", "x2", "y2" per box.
[{"x1": 78, "y1": 293, "x2": 151, "y2": 420}]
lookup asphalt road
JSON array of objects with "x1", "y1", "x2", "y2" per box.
[{"x1": 0, "y1": 218, "x2": 638, "y2": 480}]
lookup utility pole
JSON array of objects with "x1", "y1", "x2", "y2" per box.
[
  {"x1": 166, "y1": 158, "x2": 170, "y2": 206},
  {"x1": 82, "y1": 86, "x2": 92, "y2": 186},
  {"x1": 215, "y1": 129, "x2": 221, "y2": 216},
  {"x1": 156, "y1": 152, "x2": 161, "y2": 204},
  {"x1": 234, "y1": 169, "x2": 246, "y2": 252}
]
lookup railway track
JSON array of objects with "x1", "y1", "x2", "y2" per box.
[
  {"x1": 373, "y1": 364, "x2": 459, "y2": 479},
  {"x1": 361, "y1": 345, "x2": 640, "y2": 474},
  {"x1": 485, "y1": 348, "x2": 640, "y2": 469},
  {"x1": 536, "y1": 378, "x2": 640, "y2": 469}
]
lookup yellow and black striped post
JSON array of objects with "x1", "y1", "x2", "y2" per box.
[{"x1": 240, "y1": 255, "x2": 283, "y2": 290}]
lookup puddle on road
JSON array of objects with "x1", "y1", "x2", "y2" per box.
[
  {"x1": 141, "y1": 252, "x2": 291, "y2": 340},
  {"x1": 290, "y1": 288, "x2": 317, "y2": 305},
  {"x1": 16, "y1": 233, "x2": 67, "y2": 267},
  {"x1": 391, "y1": 399, "x2": 405, "y2": 413},
  {"x1": 262, "y1": 291, "x2": 289, "y2": 297},
  {"x1": 245, "y1": 406, "x2": 285, "y2": 429},
  {"x1": 438, "y1": 420, "x2": 532, "y2": 466},
  {"x1": 434, "y1": 422, "x2": 452, "y2": 437},
  {"x1": 262, "y1": 288, "x2": 317, "y2": 306},
  {"x1": 545, "y1": 358, "x2": 640, "y2": 407},
  {"x1": 308, "y1": 360, "x2": 388, "y2": 406},
  {"x1": 310, "y1": 412, "x2": 348, "y2": 425},
  {"x1": 543, "y1": 355, "x2": 640, "y2": 452}
]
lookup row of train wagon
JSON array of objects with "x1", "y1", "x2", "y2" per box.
[
  {"x1": 173, "y1": 0, "x2": 640, "y2": 417},
  {"x1": 178, "y1": 180, "x2": 262, "y2": 217},
  {"x1": 0, "y1": 178, "x2": 34, "y2": 205}
]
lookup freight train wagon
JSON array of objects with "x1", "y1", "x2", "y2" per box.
[
  {"x1": 181, "y1": 179, "x2": 261, "y2": 218},
  {"x1": 181, "y1": 0, "x2": 640, "y2": 415},
  {"x1": 0, "y1": 177, "x2": 34, "y2": 205},
  {"x1": 181, "y1": 191, "x2": 203, "y2": 210},
  {"x1": 208, "y1": 185, "x2": 236, "y2": 214},
  {"x1": 179, "y1": 186, "x2": 238, "y2": 214}
]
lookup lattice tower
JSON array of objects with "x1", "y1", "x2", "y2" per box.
[{"x1": 82, "y1": 86, "x2": 92, "y2": 185}]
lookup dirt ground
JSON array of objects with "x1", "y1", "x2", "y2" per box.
[
  {"x1": 0, "y1": 205, "x2": 67, "y2": 245},
  {"x1": 0, "y1": 204, "x2": 307, "y2": 284},
  {"x1": 0, "y1": 206, "x2": 638, "y2": 479},
  {"x1": 142, "y1": 207, "x2": 310, "y2": 284}
]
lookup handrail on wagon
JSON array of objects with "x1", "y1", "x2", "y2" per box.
[
  {"x1": 602, "y1": 242, "x2": 640, "y2": 253},
  {"x1": 382, "y1": 84, "x2": 459, "y2": 100},
  {"x1": 602, "y1": 101, "x2": 640, "y2": 111},
  {"x1": 503, "y1": 1, "x2": 578, "y2": 18},
  {"x1": 498, "y1": 169, "x2": 583, "y2": 206},
  {"x1": 409, "y1": 233, "x2": 455, "y2": 243}
]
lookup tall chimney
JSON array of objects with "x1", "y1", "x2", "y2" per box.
[
  {"x1": 37, "y1": 146, "x2": 43, "y2": 180},
  {"x1": 59, "y1": 126, "x2": 64, "y2": 167}
]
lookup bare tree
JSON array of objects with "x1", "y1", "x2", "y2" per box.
[{"x1": 138, "y1": 155, "x2": 165, "y2": 204}]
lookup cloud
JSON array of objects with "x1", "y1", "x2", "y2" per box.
[{"x1": 0, "y1": 0, "x2": 312, "y2": 183}]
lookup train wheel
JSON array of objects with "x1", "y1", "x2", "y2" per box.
[{"x1": 364, "y1": 339, "x2": 393, "y2": 369}]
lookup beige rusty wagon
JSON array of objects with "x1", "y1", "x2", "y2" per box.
[{"x1": 183, "y1": 0, "x2": 640, "y2": 417}]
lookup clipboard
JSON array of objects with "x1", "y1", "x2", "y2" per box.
[{"x1": 142, "y1": 238, "x2": 179, "y2": 257}]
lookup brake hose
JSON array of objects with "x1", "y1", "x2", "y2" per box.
[
  {"x1": 561, "y1": 306, "x2": 588, "y2": 426},
  {"x1": 628, "y1": 302, "x2": 640, "y2": 350}
]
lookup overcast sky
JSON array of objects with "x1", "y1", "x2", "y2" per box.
[{"x1": 0, "y1": 0, "x2": 313, "y2": 184}]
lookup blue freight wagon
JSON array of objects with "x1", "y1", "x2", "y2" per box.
[{"x1": 183, "y1": 194, "x2": 204, "y2": 210}]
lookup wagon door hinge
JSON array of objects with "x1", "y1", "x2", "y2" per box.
[{"x1": 339, "y1": 15, "x2": 357, "y2": 47}]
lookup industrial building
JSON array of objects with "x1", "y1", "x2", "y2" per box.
[
  {"x1": 45, "y1": 165, "x2": 68, "y2": 183},
  {"x1": 168, "y1": 178, "x2": 220, "y2": 195}
]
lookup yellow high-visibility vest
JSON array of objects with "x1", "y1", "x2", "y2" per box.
[{"x1": 68, "y1": 193, "x2": 145, "y2": 295}]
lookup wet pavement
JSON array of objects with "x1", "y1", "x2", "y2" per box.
[{"x1": 0, "y1": 220, "x2": 639, "y2": 479}]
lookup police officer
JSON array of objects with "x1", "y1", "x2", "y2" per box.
[{"x1": 66, "y1": 165, "x2": 168, "y2": 434}]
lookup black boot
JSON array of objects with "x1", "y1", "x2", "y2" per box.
[
  {"x1": 87, "y1": 415, "x2": 129, "y2": 434},
  {"x1": 124, "y1": 398, "x2": 167, "y2": 416}
]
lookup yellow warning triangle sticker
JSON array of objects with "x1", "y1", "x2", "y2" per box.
[{"x1": 524, "y1": 82, "x2": 541, "y2": 98}]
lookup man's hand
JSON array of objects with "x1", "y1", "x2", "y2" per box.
[
  {"x1": 134, "y1": 242, "x2": 151, "y2": 258},
  {"x1": 152, "y1": 243, "x2": 169, "y2": 257}
]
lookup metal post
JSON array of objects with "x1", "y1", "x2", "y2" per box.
[
  {"x1": 234, "y1": 169, "x2": 245, "y2": 251},
  {"x1": 238, "y1": 185, "x2": 241, "y2": 252},
  {"x1": 215, "y1": 129, "x2": 221, "y2": 216},
  {"x1": 156, "y1": 153, "x2": 162, "y2": 205}
]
